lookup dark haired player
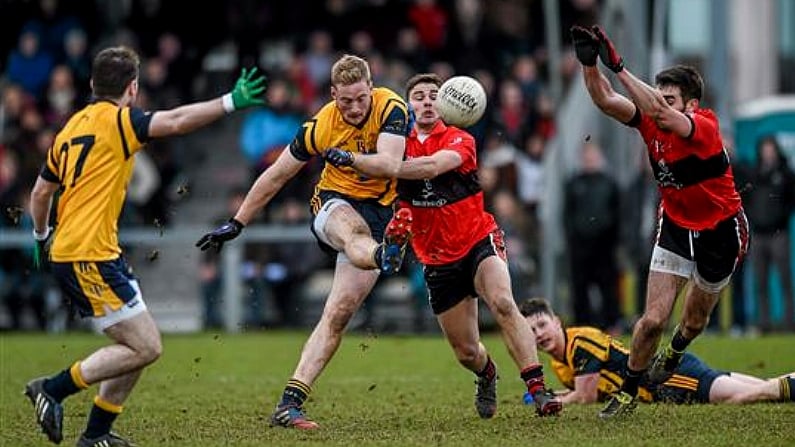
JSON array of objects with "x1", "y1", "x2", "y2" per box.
[
  {"x1": 396, "y1": 73, "x2": 562, "y2": 419},
  {"x1": 27, "y1": 46, "x2": 266, "y2": 446},
  {"x1": 570, "y1": 25, "x2": 749, "y2": 418}
]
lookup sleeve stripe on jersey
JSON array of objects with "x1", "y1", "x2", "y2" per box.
[
  {"x1": 48, "y1": 143, "x2": 59, "y2": 172},
  {"x1": 116, "y1": 109, "x2": 131, "y2": 160},
  {"x1": 40, "y1": 164, "x2": 60, "y2": 183},
  {"x1": 379, "y1": 98, "x2": 406, "y2": 123},
  {"x1": 308, "y1": 119, "x2": 319, "y2": 155},
  {"x1": 685, "y1": 114, "x2": 696, "y2": 139},
  {"x1": 624, "y1": 106, "x2": 642, "y2": 127}
]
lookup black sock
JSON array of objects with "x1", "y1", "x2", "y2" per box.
[
  {"x1": 83, "y1": 397, "x2": 121, "y2": 439},
  {"x1": 476, "y1": 356, "x2": 496, "y2": 381},
  {"x1": 670, "y1": 327, "x2": 690, "y2": 353},
  {"x1": 520, "y1": 364, "x2": 545, "y2": 394},
  {"x1": 621, "y1": 367, "x2": 645, "y2": 397},
  {"x1": 43, "y1": 366, "x2": 84, "y2": 403},
  {"x1": 279, "y1": 378, "x2": 311, "y2": 407}
]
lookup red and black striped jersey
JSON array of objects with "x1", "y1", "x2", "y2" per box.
[{"x1": 634, "y1": 108, "x2": 741, "y2": 230}]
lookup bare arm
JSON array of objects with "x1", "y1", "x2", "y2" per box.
[
  {"x1": 30, "y1": 176, "x2": 60, "y2": 234},
  {"x1": 582, "y1": 65, "x2": 636, "y2": 124},
  {"x1": 559, "y1": 373, "x2": 600, "y2": 404},
  {"x1": 147, "y1": 98, "x2": 227, "y2": 138},
  {"x1": 233, "y1": 147, "x2": 306, "y2": 224},
  {"x1": 147, "y1": 68, "x2": 265, "y2": 138},
  {"x1": 397, "y1": 150, "x2": 462, "y2": 180},
  {"x1": 616, "y1": 70, "x2": 692, "y2": 137},
  {"x1": 350, "y1": 133, "x2": 405, "y2": 178}
]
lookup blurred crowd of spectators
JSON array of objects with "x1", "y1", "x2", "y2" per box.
[
  {"x1": 1, "y1": 0, "x2": 608, "y2": 331},
  {"x1": 17, "y1": 1, "x2": 792, "y2": 337}
]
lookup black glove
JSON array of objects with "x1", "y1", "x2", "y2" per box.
[
  {"x1": 32, "y1": 227, "x2": 52, "y2": 270},
  {"x1": 570, "y1": 25, "x2": 600, "y2": 66},
  {"x1": 324, "y1": 147, "x2": 355, "y2": 167},
  {"x1": 592, "y1": 25, "x2": 624, "y2": 73},
  {"x1": 196, "y1": 218, "x2": 245, "y2": 252}
]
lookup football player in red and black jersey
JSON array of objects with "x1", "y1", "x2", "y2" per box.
[
  {"x1": 571, "y1": 25, "x2": 749, "y2": 418},
  {"x1": 396, "y1": 73, "x2": 562, "y2": 419}
]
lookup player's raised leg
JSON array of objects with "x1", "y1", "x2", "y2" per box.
[{"x1": 381, "y1": 208, "x2": 413, "y2": 274}]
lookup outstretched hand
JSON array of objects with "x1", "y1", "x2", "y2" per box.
[
  {"x1": 230, "y1": 68, "x2": 267, "y2": 110},
  {"x1": 196, "y1": 218, "x2": 245, "y2": 252},
  {"x1": 591, "y1": 25, "x2": 624, "y2": 73},
  {"x1": 570, "y1": 25, "x2": 600, "y2": 66}
]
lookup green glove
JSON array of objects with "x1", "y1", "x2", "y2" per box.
[{"x1": 227, "y1": 67, "x2": 267, "y2": 111}]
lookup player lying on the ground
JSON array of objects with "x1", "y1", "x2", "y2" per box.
[{"x1": 519, "y1": 298, "x2": 795, "y2": 405}]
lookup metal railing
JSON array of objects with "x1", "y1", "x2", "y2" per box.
[{"x1": 0, "y1": 225, "x2": 315, "y2": 333}]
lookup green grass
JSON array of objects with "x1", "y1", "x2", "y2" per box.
[{"x1": 2, "y1": 331, "x2": 794, "y2": 446}]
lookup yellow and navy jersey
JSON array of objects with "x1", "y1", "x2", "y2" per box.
[
  {"x1": 551, "y1": 327, "x2": 655, "y2": 403},
  {"x1": 41, "y1": 100, "x2": 152, "y2": 262},
  {"x1": 288, "y1": 87, "x2": 408, "y2": 209}
]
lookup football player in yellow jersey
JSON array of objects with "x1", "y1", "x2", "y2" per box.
[
  {"x1": 519, "y1": 298, "x2": 795, "y2": 406},
  {"x1": 196, "y1": 54, "x2": 412, "y2": 430},
  {"x1": 26, "y1": 46, "x2": 266, "y2": 447}
]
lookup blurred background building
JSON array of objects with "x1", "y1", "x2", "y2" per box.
[{"x1": 1, "y1": 0, "x2": 793, "y2": 335}]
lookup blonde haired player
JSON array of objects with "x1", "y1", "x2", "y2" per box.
[
  {"x1": 197, "y1": 54, "x2": 413, "y2": 429},
  {"x1": 27, "y1": 46, "x2": 266, "y2": 447}
]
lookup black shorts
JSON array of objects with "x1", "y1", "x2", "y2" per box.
[
  {"x1": 424, "y1": 229, "x2": 506, "y2": 315},
  {"x1": 652, "y1": 209, "x2": 749, "y2": 285},
  {"x1": 310, "y1": 190, "x2": 393, "y2": 256}
]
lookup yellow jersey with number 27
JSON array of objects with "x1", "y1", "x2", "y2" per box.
[{"x1": 41, "y1": 100, "x2": 153, "y2": 262}]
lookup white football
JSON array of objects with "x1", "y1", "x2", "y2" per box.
[{"x1": 435, "y1": 76, "x2": 487, "y2": 128}]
